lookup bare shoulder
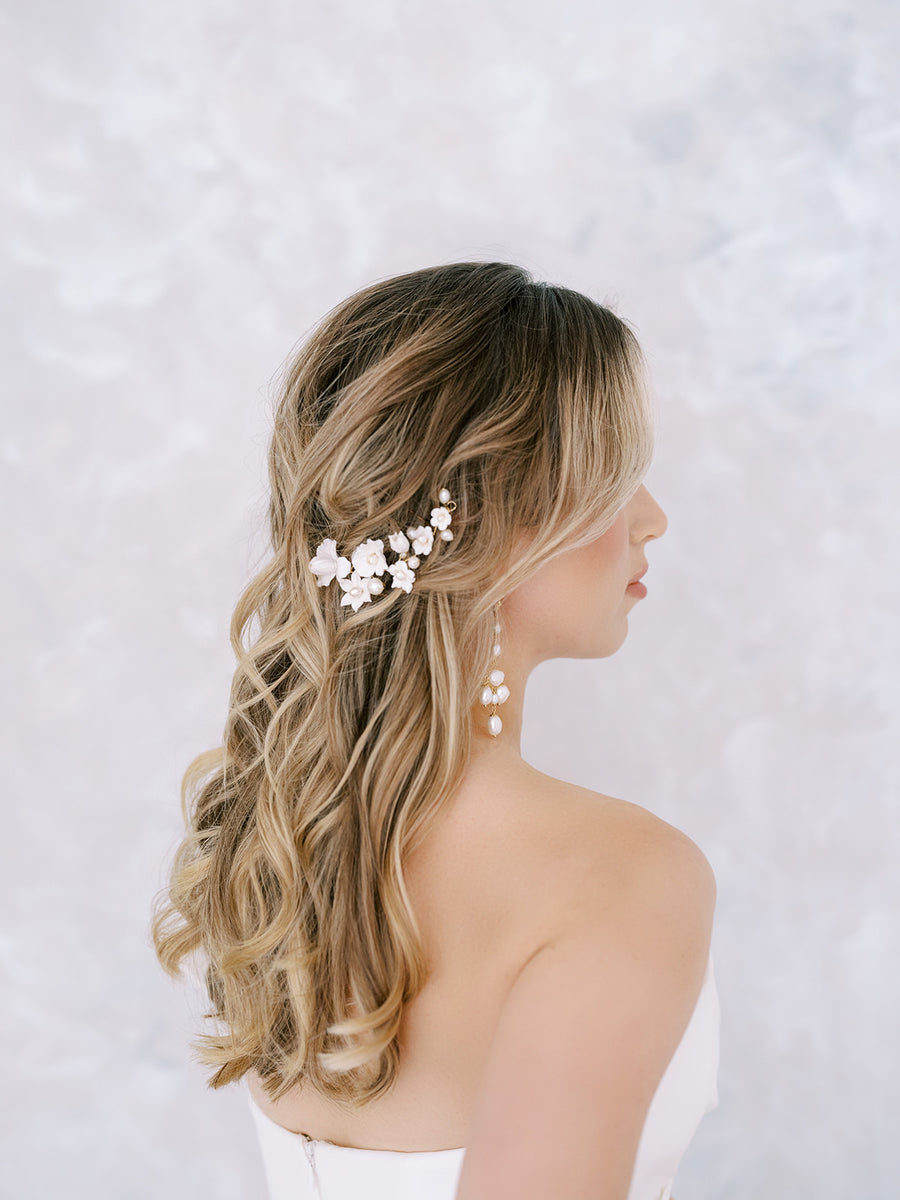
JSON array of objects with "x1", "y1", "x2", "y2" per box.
[
  {"x1": 429, "y1": 761, "x2": 715, "y2": 965},
  {"x1": 569, "y1": 781, "x2": 717, "y2": 914},
  {"x1": 551, "y1": 777, "x2": 717, "y2": 984},
  {"x1": 499, "y1": 768, "x2": 716, "y2": 943},
  {"x1": 454, "y1": 771, "x2": 716, "y2": 1200}
]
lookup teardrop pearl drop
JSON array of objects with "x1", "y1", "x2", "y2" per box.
[
  {"x1": 488, "y1": 714, "x2": 502, "y2": 737},
  {"x1": 488, "y1": 668, "x2": 504, "y2": 686},
  {"x1": 496, "y1": 684, "x2": 510, "y2": 704},
  {"x1": 480, "y1": 685, "x2": 494, "y2": 706}
]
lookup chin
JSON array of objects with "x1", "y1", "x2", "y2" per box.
[
  {"x1": 595, "y1": 621, "x2": 629, "y2": 658},
  {"x1": 563, "y1": 616, "x2": 629, "y2": 660}
]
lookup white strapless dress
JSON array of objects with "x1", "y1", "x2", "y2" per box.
[{"x1": 248, "y1": 955, "x2": 720, "y2": 1200}]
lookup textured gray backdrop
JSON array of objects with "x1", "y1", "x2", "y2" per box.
[{"x1": 4, "y1": 1, "x2": 899, "y2": 1196}]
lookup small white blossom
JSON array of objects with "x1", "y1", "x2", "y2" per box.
[
  {"x1": 407, "y1": 525, "x2": 434, "y2": 556},
  {"x1": 429, "y1": 506, "x2": 452, "y2": 531},
  {"x1": 351, "y1": 538, "x2": 387, "y2": 578},
  {"x1": 337, "y1": 570, "x2": 376, "y2": 612},
  {"x1": 388, "y1": 530, "x2": 410, "y2": 554},
  {"x1": 309, "y1": 538, "x2": 351, "y2": 587},
  {"x1": 387, "y1": 559, "x2": 416, "y2": 593}
]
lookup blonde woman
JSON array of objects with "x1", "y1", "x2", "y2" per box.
[{"x1": 152, "y1": 262, "x2": 719, "y2": 1200}]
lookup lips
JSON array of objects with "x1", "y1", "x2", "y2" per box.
[
  {"x1": 626, "y1": 565, "x2": 648, "y2": 599},
  {"x1": 629, "y1": 564, "x2": 648, "y2": 585}
]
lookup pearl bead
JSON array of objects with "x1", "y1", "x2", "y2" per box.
[
  {"x1": 488, "y1": 714, "x2": 502, "y2": 737},
  {"x1": 491, "y1": 690, "x2": 500, "y2": 704},
  {"x1": 438, "y1": 488, "x2": 450, "y2": 504},
  {"x1": 480, "y1": 686, "x2": 494, "y2": 706},
  {"x1": 492, "y1": 643, "x2": 501, "y2": 656},
  {"x1": 488, "y1": 668, "x2": 504, "y2": 686},
  {"x1": 368, "y1": 578, "x2": 383, "y2": 594},
  {"x1": 440, "y1": 529, "x2": 453, "y2": 541},
  {"x1": 493, "y1": 622, "x2": 501, "y2": 633},
  {"x1": 407, "y1": 556, "x2": 419, "y2": 569},
  {"x1": 496, "y1": 684, "x2": 509, "y2": 703}
]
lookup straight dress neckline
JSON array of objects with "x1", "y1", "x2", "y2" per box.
[{"x1": 247, "y1": 954, "x2": 719, "y2": 1200}]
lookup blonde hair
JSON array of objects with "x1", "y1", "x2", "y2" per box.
[{"x1": 151, "y1": 261, "x2": 653, "y2": 1106}]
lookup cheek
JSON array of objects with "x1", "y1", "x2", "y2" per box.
[
  {"x1": 587, "y1": 516, "x2": 629, "y2": 576},
  {"x1": 504, "y1": 516, "x2": 631, "y2": 643},
  {"x1": 542, "y1": 518, "x2": 630, "y2": 604},
  {"x1": 558, "y1": 518, "x2": 630, "y2": 618}
]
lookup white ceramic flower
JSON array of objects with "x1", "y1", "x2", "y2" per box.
[
  {"x1": 388, "y1": 530, "x2": 410, "y2": 554},
  {"x1": 309, "y1": 538, "x2": 351, "y2": 587},
  {"x1": 429, "y1": 505, "x2": 452, "y2": 531},
  {"x1": 407, "y1": 524, "x2": 434, "y2": 556},
  {"x1": 337, "y1": 570, "x2": 376, "y2": 612},
  {"x1": 387, "y1": 559, "x2": 416, "y2": 593},
  {"x1": 351, "y1": 538, "x2": 387, "y2": 578}
]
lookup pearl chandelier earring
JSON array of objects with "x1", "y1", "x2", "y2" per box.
[{"x1": 479, "y1": 600, "x2": 510, "y2": 737}]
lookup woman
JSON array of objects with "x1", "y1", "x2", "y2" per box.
[{"x1": 152, "y1": 261, "x2": 719, "y2": 1200}]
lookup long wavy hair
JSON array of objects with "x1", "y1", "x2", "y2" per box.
[{"x1": 151, "y1": 261, "x2": 654, "y2": 1106}]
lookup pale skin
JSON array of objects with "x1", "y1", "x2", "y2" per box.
[{"x1": 249, "y1": 484, "x2": 716, "y2": 1199}]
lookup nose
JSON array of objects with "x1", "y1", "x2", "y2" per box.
[{"x1": 628, "y1": 484, "x2": 667, "y2": 542}]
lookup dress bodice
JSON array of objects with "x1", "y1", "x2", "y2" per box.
[{"x1": 248, "y1": 955, "x2": 719, "y2": 1199}]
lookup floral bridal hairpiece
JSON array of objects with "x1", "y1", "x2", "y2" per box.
[
  {"x1": 308, "y1": 488, "x2": 457, "y2": 613},
  {"x1": 307, "y1": 486, "x2": 508, "y2": 737}
]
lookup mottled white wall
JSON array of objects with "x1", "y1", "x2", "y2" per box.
[{"x1": 4, "y1": 0, "x2": 898, "y2": 1196}]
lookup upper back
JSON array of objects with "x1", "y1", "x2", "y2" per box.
[{"x1": 248, "y1": 753, "x2": 714, "y2": 1157}]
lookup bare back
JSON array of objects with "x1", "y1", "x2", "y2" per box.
[{"x1": 248, "y1": 753, "x2": 711, "y2": 1154}]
